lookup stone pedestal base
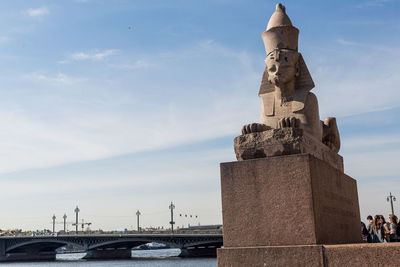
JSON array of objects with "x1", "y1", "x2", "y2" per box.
[
  {"x1": 220, "y1": 154, "x2": 361, "y2": 247},
  {"x1": 218, "y1": 243, "x2": 400, "y2": 267},
  {"x1": 218, "y1": 245, "x2": 324, "y2": 267}
]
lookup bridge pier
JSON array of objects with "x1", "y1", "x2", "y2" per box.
[
  {"x1": 0, "y1": 240, "x2": 5, "y2": 261},
  {"x1": 179, "y1": 246, "x2": 218, "y2": 257},
  {"x1": 83, "y1": 248, "x2": 132, "y2": 260},
  {"x1": 0, "y1": 246, "x2": 56, "y2": 262}
]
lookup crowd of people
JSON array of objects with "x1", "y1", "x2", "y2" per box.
[{"x1": 362, "y1": 214, "x2": 400, "y2": 243}]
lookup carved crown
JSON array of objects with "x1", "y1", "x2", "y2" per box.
[{"x1": 262, "y1": 3, "x2": 299, "y2": 55}]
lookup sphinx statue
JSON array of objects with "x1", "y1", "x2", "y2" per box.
[
  {"x1": 219, "y1": 6, "x2": 364, "y2": 265},
  {"x1": 236, "y1": 4, "x2": 341, "y2": 164}
]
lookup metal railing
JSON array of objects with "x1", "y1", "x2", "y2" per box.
[{"x1": 0, "y1": 229, "x2": 222, "y2": 238}]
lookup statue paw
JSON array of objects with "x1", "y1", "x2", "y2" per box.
[
  {"x1": 241, "y1": 123, "x2": 270, "y2": 135},
  {"x1": 278, "y1": 117, "x2": 300, "y2": 128},
  {"x1": 322, "y1": 117, "x2": 340, "y2": 153}
]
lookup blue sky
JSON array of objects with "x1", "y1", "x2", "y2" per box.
[{"x1": 0, "y1": 0, "x2": 399, "y2": 231}]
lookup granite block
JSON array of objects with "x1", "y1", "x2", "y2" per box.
[
  {"x1": 324, "y1": 243, "x2": 400, "y2": 267},
  {"x1": 217, "y1": 245, "x2": 324, "y2": 267},
  {"x1": 220, "y1": 154, "x2": 361, "y2": 247},
  {"x1": 218, "y1": 243, "x2": 400, "y2": 267}
]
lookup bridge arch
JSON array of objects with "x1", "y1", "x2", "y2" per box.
[
  {"x1": 180, "y1": 240, "x2": 223, "y2": 248},
  {"x1": 87, "y1": 238, "x2": 178, "y2": 250},
  {"x1": 6, "y1": 239, "x2": 84, "y2": 253}
]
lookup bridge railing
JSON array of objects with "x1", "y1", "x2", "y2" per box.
[{"x1": 0, "y1": 229, "x2": 222, "y2": 238}]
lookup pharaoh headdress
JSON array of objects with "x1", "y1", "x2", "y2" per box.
[{"x1": 259, "y1": 4, "x2": 314, "y2": 114}]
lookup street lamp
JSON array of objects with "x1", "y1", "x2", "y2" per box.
[
  {"x1": 387, "y1": 192, "x2": 397, "y2": 215},
  {"x1": 52, "y1": 215, "x2": 56, "y2": 235},
  {"x1": 74, "y1": 206, "x2": 80, "y2": 234},
  {"x1": 63, "y1": 213, "x2": 67, "y2": 232},
  {"x1": 136, "y1": 210, "x2": 141, "y2": 232},
  {"x1": 169, "y1": 202, "x2": 175, "y2": 233}
]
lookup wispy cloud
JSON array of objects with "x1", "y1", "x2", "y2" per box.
[
  {"x1": 59, "y1": 49, "x2": 120, "y2": 64},
  {"x1": 310, "y1": 36, "x2": 400, "y2": 118},
  {"x1": 356, "y1": 0, "x2": 393, "y2": 8},
  {"x1": 0, "y1": 36, "x2": 10, "y2": 44},
  {"x1": 336, "y1": 38, "x2": 363, "y2": 46},
  {"x1": 22, "y1": 72, "x2": 85, "y2": 85},
  {"x1": 335, "y1": 38, "x2": 399, "y2": 53},
  {"x1": 109, "y1": 60, "x2": 154, "y2": 70},
  {"x1": 343, "y1": 134, "x2": 400, "y2": 151},
  {"x1": 24, "y1": 6, "x2": 50, "y2": 17},
  {"x1": 72, "y1": 49, "x2": 119, "y2": 61},
  {"x1": 0, "y1": 40, "x2": 258, "y2": 174}
]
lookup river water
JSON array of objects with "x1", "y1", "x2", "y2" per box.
[{"x1": 1, "y1": 249, "x2": 217, "y2": 266}]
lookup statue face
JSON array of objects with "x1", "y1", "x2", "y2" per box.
[{"x1": 265, "y1": 49, "x2": 299, "y2": 86}]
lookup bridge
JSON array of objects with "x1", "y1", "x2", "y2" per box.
[{"x1": 0, "y1": 232, "x2": 223, "y2": 262}]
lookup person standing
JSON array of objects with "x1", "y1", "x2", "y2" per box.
[
  {"x1": 389, "y1": 214, "x2": 398, "y2": 242},
  {"x1": 361, "y1": 221, "x2": 369, "y2": 242},
  {"x1": 370, "y1": 215, "x2": 385, "y2": 243},
  {"x1": 379, "y1": 215, "x2": 391, "y2": 242},
  {"x1": 366, "y1": 215, "x2": 373, "y2": 243}
]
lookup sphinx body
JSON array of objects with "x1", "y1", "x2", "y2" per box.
[{"x1": 241, "y1": 3, "x2": 340, "y2": 153}]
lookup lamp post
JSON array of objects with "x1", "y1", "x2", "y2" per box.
[
  {"x1": 63, "y1": 213, "x2": 67, "y2": 232},
  {"x1": 74, "y1": 206, "x2": 80, "y2": 233},
  {"x1": 136, "y1": 210, "x2": 141, "y2": 232},
  {"x1": 169, "y1": 202, "x2": 175, "y2": 233},
  {"x1": 52, "y1": 215, "x2": 56, "y2": 234},
  {"x1": 387, "y1": 192, "x2": 397, "y2": 215}
]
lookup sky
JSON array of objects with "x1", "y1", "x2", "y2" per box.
[{"x1": 0, "y1": 0, "x2": 399, "y2": 231}]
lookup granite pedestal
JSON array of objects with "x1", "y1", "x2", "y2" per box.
[
  {"x1": 220, "y1": 154, "x2": 361, "y2": 247},
  {"x1": 218, "y1": 243, "x2": 400, "y2": 267},
  {"x1": 218, "y1": 153, "x2": 363, "y2": 266}
]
